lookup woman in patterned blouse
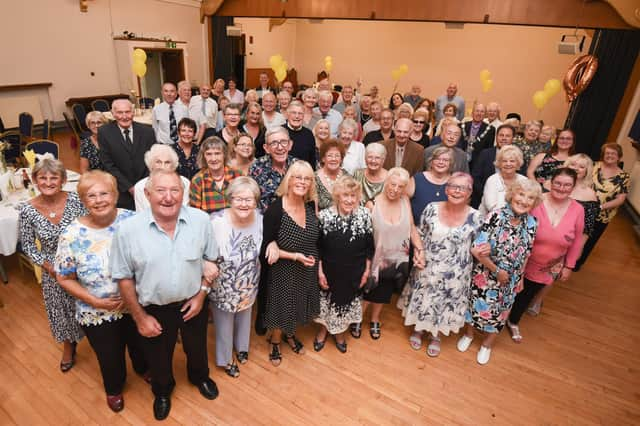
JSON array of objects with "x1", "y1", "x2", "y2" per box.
[
  {"x1": 55, "y1": 171, "x2": 147, "y2": 412},
  {"x1": 79, "y1": 111, "x2": 107, "y2": 173},
  {"x1": 209, "y1": 177, "x2": 262, "y2": 378}
]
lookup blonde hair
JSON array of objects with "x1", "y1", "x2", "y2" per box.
[
  {"x1": 77, "y1": 170, "x2": 118, "y2": 204},
  {"x1": 384, "y1": 167, "x2": 410, "y2": 187},
  {"x1": 331, "y1": 175, "x2": 362, "y2": 206},
  {"x1": 564, "y1": 153, "x2": 594, "y2": 186},
  {"x1": 276, "y1": 161, "x2": 318, "y2": 203},
  {"x1": 495, "y1": 145, "x2": 524, "y2": 169},
  {"x1": 505, "y1": 178, "x2": 543, "y2": 208}
]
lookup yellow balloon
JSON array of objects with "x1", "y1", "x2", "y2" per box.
[
  {"x1": 275, "y1": 68, "x2": 287, "y2": 83},
  {"x1": 132, "y1": 62, "x2": 147, "y2": 77},
  {"x1": 324, "y1": 56, "x2": 332, "y2": 62},
  {"x1": 479, "y1": 69, "x2": 491, "y2": 82},
  {"x1": 391, "y1": 69, "x2": 401, "y2": 81},
  {"x1": 399, "y1": 64, "x2": 409, "y2": 75},
  {"x1": 532, "y1": 90, "x2": 548, "y2": 110},
  {"x1": 482, "y1": 79, "x2": 493, "y2": 93},
  {"x1": 269, "y1": 54, "x2": 283, "y2": 71},
  {"x1": 133, "y1": 48, "x2": 147, "y2": 63},
  {"x1": 281, "y1": 61, "x2": 288, "y2": 71},
  {"x1": 544, "y1": 79, "x2": 561, "y2": 97},
  {"x1": 325, "y1": 61, "x2": 333, "y2": 72}
]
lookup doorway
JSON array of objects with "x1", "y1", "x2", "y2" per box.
[{"x1": 137, "y1": 48, "x2": 186, "y2": 99}]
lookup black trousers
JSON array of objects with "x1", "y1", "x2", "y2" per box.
[
  {"x1": 508, "y1": 278, "x2": 546, "y2": 325},
  {"x1": 575, "y1": 219, "x2": 608, "y2": 270},
  {"x1": 82, "y1": 314, "x2": 147, "y2": 396},
  {"x1": 142, "y1": 299, "x2": 210, "y2": 397}
]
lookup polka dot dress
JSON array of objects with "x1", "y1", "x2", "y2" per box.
[{"x1": 263, "y1": 203, "x2": 320, "y2": 335}]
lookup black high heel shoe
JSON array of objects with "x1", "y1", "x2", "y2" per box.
[{"x1": 60, "y1": 342, "x2": 77, "y2": 373}]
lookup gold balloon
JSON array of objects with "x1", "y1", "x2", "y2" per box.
[
  {"x1": 325, "y1": 60, "x2": 333, "y2": 72},
  {"x1": 399, "y1": 64, "x2": 409, "y2": 75},
  {"x1": 482, "y1": 79, "x2": 493, "y2": 93},
  {"x1": 563, "y1": 55, "x2": 598, "y2": 102},
  {"x1": 324, "y1": 56, "x2": 332, "y2": 62},
  {"x1": 132, "y1": 62, "x2": 147, "y2": 77},
  {"x1": 391, "y1": 69, "x2": 401, "y2": 81},
  {"x1": 479, "y1": 69, "x2": 491, "y2": 82},
  {"x1": 532, "y1": 90, "x2": 548, "y2": 110},
  {"x1": 544, "y1": 79, "x2": 562, "y2": 97},
  {"x1": 132, "y1": 48, "x2": 147, "y2": 63}
]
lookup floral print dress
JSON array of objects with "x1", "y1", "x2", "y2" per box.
[
  {"x1": 465, "y1": 205, "x2": 537, "y2": 333},
  {"x1": 400, "y1": 202, "x2": 481, "y2": 336}
]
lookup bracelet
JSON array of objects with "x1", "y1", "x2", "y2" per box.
[
  {"x1": 200, "y1": 285, "x2": 211, "y2": 295},
  {"x1": 493, "y1": 266, "x2": 501, "y2": 277}
]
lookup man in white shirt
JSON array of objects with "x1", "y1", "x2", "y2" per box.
[
  {"x1": 484, "y1": 102, "x2": 503, "y2": 128},
  {"x1": 177, "y1": 81, "x2": 192, "y2": 110},
  {"x1": 312, "y1": 90, "x2": 342, "y2": 137},
  {"x1": 261, "y1": 92, "x2": 285, "y2": 130},
  {"x1": 255, "y1": 72, "x2": 273, "y2": 102},
  {"x1": 152, "y1": 82, "x2": 189, "y2": 145},
  {"x1": 189, "y1": 83, "x2": 218, "y2": 141}
]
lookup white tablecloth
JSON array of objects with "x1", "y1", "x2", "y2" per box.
[
  {"x1": 103, "y1": 110, "x2": 153, "y2": 125},
  {"x1": 0, "y1": 169, "x2": 78, "y2": 256}
]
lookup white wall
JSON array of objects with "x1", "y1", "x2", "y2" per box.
[{"x1": 0, "y1": 0, "x2": 207, "y2": 123}]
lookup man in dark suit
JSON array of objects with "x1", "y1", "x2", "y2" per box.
[
  {"x1": 99, "y1": 99, "x2": 156, "y2": 210},
  {"x1": 382, "y1": 118, "x2": 424, "y2": 176},
  {"x1": 460, "y1": 103, "x2": 495, "y2": 168},
  {"x1": 471, "y1": 123, "x2": 516, "y2": 208}
]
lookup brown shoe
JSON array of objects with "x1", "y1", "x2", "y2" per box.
[{"x1": 106, "y1": 394, "x2": 124, "y2": 412}]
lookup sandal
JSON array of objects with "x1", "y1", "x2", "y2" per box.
[
  {"x1": 527, "y1": 302, "x2": 542, "y2": 316},
  {"x1": 313, "y1": 333, "x2": 327, "y2": 352},
  {"x1": 507, "y1": 321, "x2": 523, "y2": 343},
  {"x1": 426, "y1": 337, "x2": 441, "y2": 357},
  {"x1": 284, "y1": 334, "x2": 305, "y2": 354},
  {"x1": 369, "y1": 322, "x2": 381, "y2": 340},
  {"x1": 224, "y1": 363, "x2": 240, "y2": 378},
  {"x1": 60, "y1": 342, "x2": 77, "y2": 373},
  {"x1": 334, "y1": 336, "x2": 347, "y2": 354},
  {"x1": 409, "y1": 331, "x2": 423, "y2": 350},
  {"x1": 268, "y1": 342, "x2": 282, "y2": 366},
  {"x1": 236, "y1": 352, "x2": 249, "y2": 364},
  {"x1": 350, "y1": 323, "x2": 362, "y2": 339}
]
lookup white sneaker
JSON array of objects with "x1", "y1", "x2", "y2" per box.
[
  {"x1": 477, "y1": 346, "x2": 492, "y2": 365},
  {"x1": 456, "y1": 335, "x2": 473, "y2": 352}
]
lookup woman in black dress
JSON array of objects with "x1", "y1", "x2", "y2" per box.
[
  {"x1": 262, "y1": 161, "x2": 320, "y2": 366},
  {"x1": 314, "y1": 176, "x2": 374, "y2": 353}
]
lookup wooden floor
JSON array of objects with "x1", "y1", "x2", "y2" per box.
[{"x1": 1, "y1": 134, "x2": 639, "y2": 424}]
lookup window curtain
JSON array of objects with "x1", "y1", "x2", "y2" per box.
[
  {"x1": 564, "y1": 29, "x2": 640, "y2": 159},
  {"x1": 211, "y1": 16, "x2": 245, "y2": 90}
]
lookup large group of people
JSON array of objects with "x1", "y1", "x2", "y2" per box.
[{"x1": 17, "y1": 76, "x2": 630, "y2": 420}]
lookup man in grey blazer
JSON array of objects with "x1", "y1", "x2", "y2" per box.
[
  {"x1": 382, "y1": 118, "x2": 425, "y2": 176},
  {"x1": 99, "y1": 99, "x2": 156, "y2": 210}
]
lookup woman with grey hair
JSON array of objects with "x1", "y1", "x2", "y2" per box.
[
  {"x1": 80, "y1": 111, "x2": 108, "y2": 173},
  {"x1": 190, "y1": 136, "x2": 242, "y2": 213},
  {"x1": 302, "y1": 88, "x2": 318, "y2": 128},
  {"x1": 352, "y1": 142, "x2": 388, "y2": 209},
  {"x1": 400, "y1": 172, "x2": 482, "y2": 357},
  {"x1": 513, "y1": 120, "x2": 546, "y2": 171},
  {"x1": 134, "y1": 144, "x2": 190, "y2": 211},
  {"x1": 339, "y1": 118, "x2": 365, "y2": 174},
  {"x1": 209, "y1": 176, "x2": 263, "y2": 377},
  {"x1": 406, "y1": 146, "x2": 452, "y2": 224},
  {"x1": 19, "y1": 158, "x2": 86, "y2": 372},
  {"x1": 478, "y1": 145, "x2": 527, "y2": 217},
  {"x1": 459, "y1": 178, "x2": 541, "y2": 365}
]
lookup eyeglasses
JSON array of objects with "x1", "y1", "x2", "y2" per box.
[
  {"x1": 412, "y1": 120, "x2": 426, "y2": 125},
  {"x1": 225, "y1": 113, "x2": 240, "y2": 117},
  {"x1": 551, "y1": 181, "x2": 574, "y2": 189},
  {"x1": 446, "y1": 184, "x2": 471, "y2": 192},
  {"x1": 292, "y1": 175, "x2": 313, "y2": 183},
  {"x1": 235, "y1": 143, "x2": 253, "y2": 148},
  {"x1": 432, "y1": 157, "x2": 451, "y2": 163},
  {"x1": 267, "y1": 139, "x2": 289, "y2": 148},
  {"x1": 88, "y1": 121, "x2": 104, "y2": 126},
  {"x1": 324, "y1": 154, "x2": 342, "y2": 160},
  {"x1": 231, "y1": 196, "x2": 255, "y2": 205}
]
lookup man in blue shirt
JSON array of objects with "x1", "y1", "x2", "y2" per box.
[{"x1": 111, "y1": 169, "x2": 220, "y2": 421}]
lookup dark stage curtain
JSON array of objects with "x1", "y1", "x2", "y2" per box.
[
  {"x1": 564, "y1": 29, "x2": 640, "y2": 159},
  {"x1": 210, "y1": 16, "x2": 245, "y2": 90}
]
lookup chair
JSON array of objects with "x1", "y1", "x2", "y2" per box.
[
  {"x1": 25, "y1": 139, "x2": 59, "y2": 159},
  {"x1": 0, "y1": 116, "x2": 5, "y2": 133},
  {"x1": 72, "y1": 103, "x2": 88, "y2": 132},
  {"x1": 140, "y1": 97, "x2": 154, "y2": 109},
  {"x1": 63, "y1": 112, "x2": 80, "y2": 150},
  {"x1": 19, "y1": 112, "x2": 34, "y2": 139},
  {"x1": 0, "y1": 130, "x2": 23, "y2": 165},
  {"x1": 91, "y1": 99, "x2": 110, "y2": 112}
]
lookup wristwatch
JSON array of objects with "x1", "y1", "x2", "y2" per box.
[{"x1": 200, "y1": 285, "x2": 211, "y2": 295}]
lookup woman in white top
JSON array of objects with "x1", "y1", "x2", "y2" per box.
[
  {"x1": 223, "y1": 77, "x2": 244, "y2": 105},
  {"x1": 338, "y1": 118, "x2": 366, "y2": 174},
  {"x1": 134, "y1": 144, "x2": 190, "y2": 211},
  {"x1": 478, "y1": 145, "x2": 526, "y2": 217}
]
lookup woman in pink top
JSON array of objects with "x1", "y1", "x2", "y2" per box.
[{"x1": 507, "y1": 168, "x2": 584, "y2": 342}]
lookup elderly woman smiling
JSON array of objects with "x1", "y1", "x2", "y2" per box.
[
  {"x1": 134, "y1": 144, "x2": 190, "y2": 211},
  {"x1": 55, "y1": 171, "x2": 148, "y2": 411},
  {"x1": 209, "y1": 177, "x2": 263, "y2": 377},
  {"x1": 314, "y1": 175, "x2": 374, "y2": 353},
  {"x1": 80, "y1": 111, "x2": 108, "y2": 173},
  {"x1": 339, "y1": 118, "x2": 366, "y2": 175},
  {"x1": 478, "y1": 145, "x2": 527, "y2": 217},
  {"x1": 458, "y1": 178, "x2": 541, "y2": 365},
  {"x1": 315, "y1": 139, "x2": 347, "y2": 210},
  {"x1": 190, "y1": 136, "x2": 242, "y2": 213}
]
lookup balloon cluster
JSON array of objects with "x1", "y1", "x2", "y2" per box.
[
  {"x1": 532, "y1": 79, "x2": 561, "y2": 111},
  {"x1": 132, "y1": 48, "x2": 147, "y2": 78},
  {"x1": 269, "y1": 54, "x2": 288, "y2": 83},
  {"x1": 324, "y1": 56, "x2": 333, "y2": 73},
  {"x1": 391, "y1": 64, "x2": 409, "y2": 81},
  {"x1": 479, "y1": 69, "x2": 493, "y2": 93}
]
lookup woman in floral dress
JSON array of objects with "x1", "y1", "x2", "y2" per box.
[
  {"x1": 457, "y1": 178, "x2": 541, "y2": 365},
  {"x1": 400, "y1": 172, "x2": 482, "y2": 357},
  {"x1": 55, "y1": 171, "x2": 147, "y2": 411},
  {"x1": 314, "y1": 175, "x2": 374, "y2": 353}
]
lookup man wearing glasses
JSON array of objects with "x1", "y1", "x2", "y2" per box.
[
  {"x1": 249, "y1": 127, "x2": 296, "y2": 212},
  {"x1": 282, "y1": 100, "x2": 316, "y2": 167}
]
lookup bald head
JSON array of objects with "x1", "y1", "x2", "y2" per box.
[
  {"x1": 394, "y1": 118, "x2": 412, "y2": 146},
  {"x1": 472, "y1": 104, "x2": 486, "y2": 123}
]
